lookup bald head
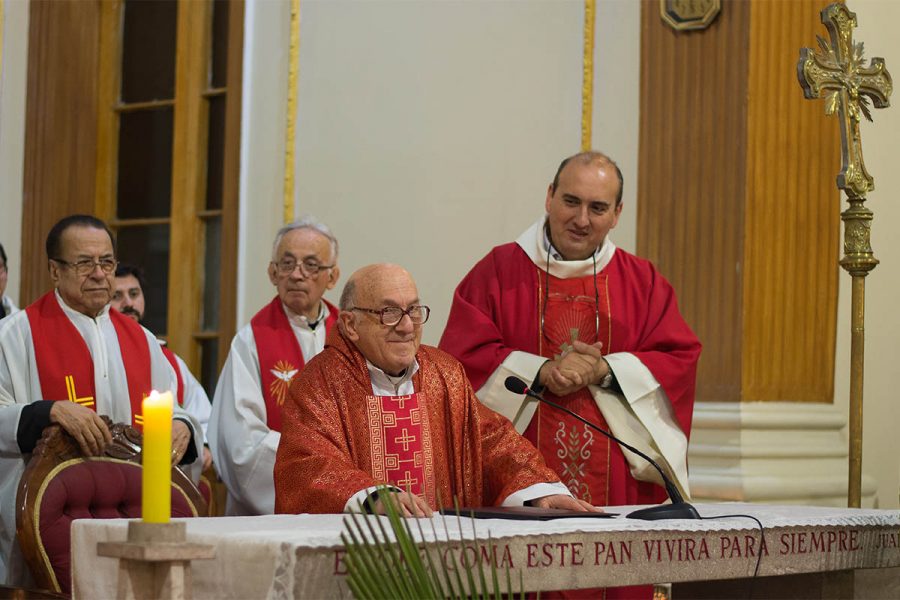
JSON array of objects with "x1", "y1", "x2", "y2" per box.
[
  {"x1": 550, "y1": 151, "x2": 623, "y2": 205},
  {"x1": 340, "y1": 264, "x2": 407, "y2": 309},
  {"x1": 338, "y1": 264, "x2": 424, "y2": 376}
]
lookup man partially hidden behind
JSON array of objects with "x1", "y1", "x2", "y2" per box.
[
  {"x1": 274, "y1": 264, "x2": 598, "y2": 516},
  {"x1": 111, "y1": 264, "x2": 213, "y2": 470},
  {"x1": 0, "y1": 215, "x2": 203, "y2": 586},
  {"x1": 209, "y1": 216, "x2": 341, "y2": 515},
  {"x1": 0, "y1": 243, "x2": 19, "y2": 320}
]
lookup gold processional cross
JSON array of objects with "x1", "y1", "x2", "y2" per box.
[{"x1": 797, "y1": 3, "x2": 892, "y2": 508}]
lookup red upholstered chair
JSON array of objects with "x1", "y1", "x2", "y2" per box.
[
  {"x1": 197, "y1": 465, "x2": 229, "y2": 517},
  {"x1": 15, "y1": 417, "x2": 207, "y2": 597},
  {"x1": 198, "y1": 474, "x2": 213, "y2": 513}
]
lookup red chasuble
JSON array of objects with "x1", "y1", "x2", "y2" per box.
[
  {"x1": 439, "y1": 242, "x2": 701, "y2": 507},
  {"x1": 250, "y1": 297, "x2": 338, "y2": 432},
  {"x1": 273, "y1": 329, "x2": 560, "y2": 514},
  {"x1": 25, "y1": 292, "x2": 152, "y2": 430},
  {"x1": 160, "y1": 345, "x2": 185, "y2": 406}
]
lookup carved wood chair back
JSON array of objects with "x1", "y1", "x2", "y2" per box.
[{"x1": 14, "y1": 417, "x2": 207, "y2": 595}]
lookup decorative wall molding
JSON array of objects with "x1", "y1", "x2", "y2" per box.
[
  {"x1": 282, "y1": 0, "x2": 300, "y2": 224},
  {"x1": 581, "y1": 0, "x2": 594, "y2": 151},
  {"x1": 689, "y1": 402, "x2": 877, "y2": 507}
]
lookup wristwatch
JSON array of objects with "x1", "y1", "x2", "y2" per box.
[
  {"x1": 599, "y1": 359, "x2": 614, "y2": 389},
  {"x1": 599, "y1": 371, "x2": 614, "y2": 389}
]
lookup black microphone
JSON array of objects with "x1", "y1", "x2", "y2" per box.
[{"x1": 504, "y1": 376, "x2": 700, "y2": 520}]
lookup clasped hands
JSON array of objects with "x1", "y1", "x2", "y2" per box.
[
  {"x1": 538, "y1": 340, "x2": 609, "y2": 397},
  {"x1": 368, "y1": 490, "x2": 603, "y2": 518},
  {"x1": 49, "y1": 401, "x2": 192, "y2": 464}
]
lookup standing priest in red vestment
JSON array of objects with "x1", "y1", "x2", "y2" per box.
[
  {"x1": 274, "y1": 264, "x2": 598, "y2": 516},
  {"x1": 440, "y1": 152, "x2": 701, "y2": 599},
  {"x1": 440, "y1": 151, "x2": 701, "y2": 512},
  {"x1": 209, "y1": 216, "x2": 341, "y2": 515}
]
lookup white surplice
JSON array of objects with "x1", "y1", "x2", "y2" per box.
[
  {"x1": 209, "y1": 301, "x2": 332, "y2": 516},
  {"x1": 164, "y1": 346, "x2": 211, "y2": 442},
  {"x1": 0, "y1": 291, "x2": 203, "y2": 586},
  {"x1": 0, "y1": 296, "x2": 18, "y2": 321}
]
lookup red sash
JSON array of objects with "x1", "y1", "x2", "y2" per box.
[
  {"x1": 160, "y1": 345, "x2": 185, "y2": 406},
  {"x1": 365, "y1": 392, "x2": 435, "y2": 506},
  {"x1": 26, "y1": 292, "x2": 152, "y2": 430},
  {"x1": 523, "y1": 270, "x2": 613, "y2": 505},
  {"x1": 251, "y1": 297, "x2": 338, "y2": 432}
]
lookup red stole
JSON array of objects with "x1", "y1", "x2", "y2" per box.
[
  {"x1": 251, "y1": 297, "x2": 338, "y2": 432},
  {"x1": 160, "y1": 345, "x2": 185, "y2": 406},
  {"x1": 366, "y1": 392, "x2": 435, "y2": 506},
  {"x1": 523, "y1": 271, "x2": 613, "y2": 505},
  {"x1": 26, "y1": 292, "x2": 152, "y2": 430}
]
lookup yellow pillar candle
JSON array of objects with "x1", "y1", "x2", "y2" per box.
[{"x1": 141, "y1": 390, "x2": 174, "y2": 523}]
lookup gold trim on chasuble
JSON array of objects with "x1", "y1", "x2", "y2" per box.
[
  {"x1": 535, "y1": 269, "x2": 612, "y2": 504},
  {"x1": 366, "y1": 393, "x2": 435, "y2": 506}
]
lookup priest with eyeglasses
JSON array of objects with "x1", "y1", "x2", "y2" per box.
[
  {"x1": 209, "y1": 215, "x2": 341, "y2": 516},
  {"x1": 0, "y1": 215, "x2": 203, "y2": 587},
  {"x1": 274, "y1": 263, "x2": 598, "y2": 516}
]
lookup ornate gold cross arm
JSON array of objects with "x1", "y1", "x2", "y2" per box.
[{"x1": 797, "y1": 3, "x2": 892, "y2": 200}]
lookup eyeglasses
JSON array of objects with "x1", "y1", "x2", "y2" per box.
[
  {"x1": 273, "y1": 258, "x2": 334, "y2": 277},
  {"x1": 351, "y1": 305, "x2": 430, "y2": 326},
  {"x1": 52, "y1": 258, "x2": 118, "y2": 276}
]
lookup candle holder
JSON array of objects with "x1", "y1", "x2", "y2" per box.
[{"x1": 97, "y1": 520, "x2": 215, "y2": 600}]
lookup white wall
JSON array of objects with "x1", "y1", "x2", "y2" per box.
[
  {"x1": 835, "y1": 0, "x2": 900, "y2": 509},
  {"x1": 287, "y1": 0, "x2": 639, "y2": 345},
  {"x1": 593, "y1": 0, "x2": 639, "y2": 254},
  {"x1": 0, "y1": 0, "x2": 29, "y2": 305}
]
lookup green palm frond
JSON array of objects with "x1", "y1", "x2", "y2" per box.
[{"x1": 341, "y1": 487, "x2": 527, "y2": 599}]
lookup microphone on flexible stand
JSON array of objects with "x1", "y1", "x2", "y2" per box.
[{"x1": 504, "y1": 376, "x2": 700, "y2": 521}]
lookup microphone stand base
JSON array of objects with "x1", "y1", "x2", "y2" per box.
[{"x1": 626, "y1": 502, "x2": 701, "y2": 521}]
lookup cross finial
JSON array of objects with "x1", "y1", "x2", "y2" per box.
[{"x1": 797, "y1": 3, "x2": 892, "y2": 200}]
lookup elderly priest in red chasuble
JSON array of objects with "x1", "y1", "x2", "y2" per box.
[{"x1": 274, "y1": 264, "x2": 596, "y2": 516}]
